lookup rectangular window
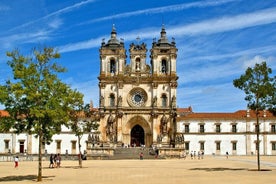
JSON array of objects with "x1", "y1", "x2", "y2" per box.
[
  {"x1": 199, "y1": 125, "x2": 204, "y2": 133},
  {"x1": 200, "y1": 142, "x2": 205, "y2": 150},
  {"x1": 56, "y1": 141, "x2": 61, "y2": 150},
  {"x1": 184, "y1": 125, "x2": 189, "y2": 133},
  {"x1": 272, "y1": 142, "x2": 276, "y2": 151},
  {"x1": 72, "y1": 141, "x2": 77, "y2": 150},
  {"x1": 185, "y1": 142, "x2": 189, "y2": 150},
  {"x1": 232, "y1": 124, "x2": 237, "y2": 133},
  {"x1": 4, "y1": 140, "x2": 9, "y2": 149},
  {"x1": 271, "y1": 125, "x2": 276, "y2": 133},
  {"x1": 216, "y1": 142, "x2": 221, "y2": 151},
  {"x1": 216, "y1": 125, "x2": 221, "y2": 133},
  {"x1": 232, "y1": 142, "x2": 237, "y2": 151}
]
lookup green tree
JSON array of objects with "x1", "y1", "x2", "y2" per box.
[
  {"x1": 69, "y1": 103, "x2": 99, "y2": 168},
  {"x1": 0, "y1": 47, "x2": 83, "y2": 181},
  {"x1": 233, "y1": 61, "x2": 276, "y2": 171}
]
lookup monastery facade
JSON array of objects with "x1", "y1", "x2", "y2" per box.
[{"x1": 0, "y1": 27, "x2": 276, "y2": 156}]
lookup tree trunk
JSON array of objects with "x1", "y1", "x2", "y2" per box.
[
  {"x1": 37, "y1": 133, "x2": 43, "y2": 181},
  {"x1": 78, "y1": 135, "x2": 82, "y2": 168},
  {"x1": 256, "y1": 111, "x2": 261, "y2": 171}
]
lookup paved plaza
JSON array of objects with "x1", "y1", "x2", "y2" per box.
[{"x1": 0, "y1": 156, "x2": 275, "y2": 184}]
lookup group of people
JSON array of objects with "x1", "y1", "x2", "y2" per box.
[
  {"x1": 190, "y1": 150, "x2": 204, "y2": 160},
  {"x1": 49, "y1": 153, "x2": 61, "y2": 168}
]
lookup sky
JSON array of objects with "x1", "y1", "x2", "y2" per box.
[{"x1": 1, "y1": 0, "x2": 276, "y2": 112}]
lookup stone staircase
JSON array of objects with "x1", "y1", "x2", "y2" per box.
[{"x1": 111, "y1": 147, "x2": 156, "y2": 160}]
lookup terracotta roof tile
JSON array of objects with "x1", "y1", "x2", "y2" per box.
[
  {"x1": 0, "y1": 110, "x2": 9, "y2": 117},
  {"x1": 177, "y1": 110, "x2": 276, "y2": 120}
]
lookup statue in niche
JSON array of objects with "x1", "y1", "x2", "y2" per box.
[
  {"x1": 117, "y1": 96, "x2": 122, "y2": 107},
  {"x1": 160, "y1": 114, "x2": 168, "y2": 134},
  {"x1": 106, "y1": 113, "x2": 115, "y2": 136},
  {"x1": 152, "y1": 96, "x2": 157, "y2": 107},
  {"x1": 100, "y1": 96, "x2": 104, "y2": 107},
  {"x1": 172, "y1": 95, "x2": 176, "y2": 108},
  {"x1": 136, "y1": 61, "x2": 141, "y2": 71}
]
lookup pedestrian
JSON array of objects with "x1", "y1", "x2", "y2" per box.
[
  {"x1": 198, "y1": 151, "x2": 201, "y2": 160},
  {"x1": 226, "y1": 151, "x2": 229, "y2": 159},
  {"x1": 54, "y1": 154, "x2": 57, "y2": 167},
  {"x1": 49, "y1": 154, "x2": 54, "y2": 168},
  {"x1": 140, "y1": 152, "x2": 144, "y2": 160},
  {"x1": 190, "y1": 151, "x2": 193, "y2": 159},
  {"x1": 56, "y1": 153, "x2": 61, "y2": 168},
  {"x1": 14, "y1": 156, "x2": 19, "y2": 168},
  {"x1": 155, "y1": 148, "x2": 159, "y2": 159}
]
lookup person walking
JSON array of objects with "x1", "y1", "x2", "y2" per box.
[
  {"x1": 49, "y1": 154, "x2": 54, "y2": 168},
  {"x1": 14, "y1": 156, "x2": 19, "y2": 168},
  {"x1": 56, "y1": 153, "x2": 61, "y2": 168}
]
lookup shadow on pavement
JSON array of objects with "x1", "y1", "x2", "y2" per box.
[
  {"x1": 189, "y1": 167, "x2": 248, "y2": 172},
  {"x1": 0, "y1": 175, "x2": 55, "y2": 182}
]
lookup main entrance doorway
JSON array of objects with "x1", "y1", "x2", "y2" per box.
[{"x1": 130, "y1": 125, "x2": 144, "y2": 147}]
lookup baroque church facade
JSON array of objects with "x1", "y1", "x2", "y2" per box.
[
  {"x1": 1, "y1": 26, "x2": 276, "y2": 157},
  {"x1": 98, "y1": 26, "x2": 178, "y2": 148}
]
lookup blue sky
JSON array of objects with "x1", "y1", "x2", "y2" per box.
[{"x1": 1, "y1": 0, "x2": 276, "y2": 112}]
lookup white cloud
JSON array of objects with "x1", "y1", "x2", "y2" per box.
[
  {"x1": 80, "y1": 0, "x2": 238, "y2": 24},
  {"x1": 183, "y1": 45, "x2": 276, "y2": 64},
  {"x1": 58, "y1": 37, "x2": 103, "y2": 53},
  {"x1": 0, "y1": 5, "x2": 10, "y2": 11},
  {"x1": 0, "y1": 30, "x2": 51, "y2": 49},
  {"x1": 242, "y1": 55, "x2": 276, "y2": 69},
  {"x1": 48, "y1": 18, "x2": 63, "y2": 29},
  {"x1": 8, "y1": 0, "x2": 96, "y2": 32},
  {"x1": 60, "y1": 7, "x2": 276, "y2": 53},
  {"x1": 178, "y1": 82, "x2": 247, "y2": 112},
  {"x1": 170, "y1": 7, "x2": 276, "y2": 37}
]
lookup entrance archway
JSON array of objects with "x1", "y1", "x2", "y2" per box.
[{"x1": 130, "y1": 125, "x2": 144, "y2": 147}]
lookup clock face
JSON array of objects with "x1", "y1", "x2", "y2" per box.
[{"x1": 128, "y1": 88, "x2": 147, "y2": 107}]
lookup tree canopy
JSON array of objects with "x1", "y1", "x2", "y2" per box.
[
  {"x1": 233, "y1": 61, "x2": 276, "y2": 112},
  {"x1": 233, "y1": 61, "x2": 276, "y2": 171},
  {"x1": 0, "y1": 47, "x2": 84, "y2": 181}
]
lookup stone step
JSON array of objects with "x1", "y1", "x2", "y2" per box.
[{"x1": 111, "y1": 147, "x2": 156, "y2": 160}]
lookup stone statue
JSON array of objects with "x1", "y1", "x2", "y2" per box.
[
  {"x1": 160, "y1": 114, "x2": 168, "y2": 134},
  {"x1": 117, "y1": 96, "x2": 122, "y2": 107},
  {"x1": 136, "y1": 61, "x2": 141, "y2": 71},
  {"x1": 172, "y1": 95, "x2": 176, "y2": 108},
  {"x1": 153, "y1": 96, "x2": 157, "y2": 107},
  {"x1": 100, "y1": 96, "x2": 104, "y2": 107},
  {"x1": 106, "y1": 113, "x2": 115, "y2": 136}
]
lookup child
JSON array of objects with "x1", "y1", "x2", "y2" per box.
[{"x1": 14, "y1": 156, "x2": 19, "y2": 168}]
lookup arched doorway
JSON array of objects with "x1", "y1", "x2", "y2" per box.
[{"x1": 130, "y1": 125, "x2": 144, "y2": 147}]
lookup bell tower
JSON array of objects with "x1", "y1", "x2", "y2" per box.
[{"x1": 99, "y1": 25, "x2": 126, "y2": 78}]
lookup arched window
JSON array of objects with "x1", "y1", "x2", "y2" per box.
[
  {"x1": 161, "y1": 59, "x2": 167, "y2": 74},
  {"x1": 161, "y1": 94, "x2": 167, "y2": 107},
  {"x1": 110, "y1": 59, "x2": 116, "y2": 74},
  {"x1": 109, "y1": 94, "x2": 115, "y2": 107}
]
